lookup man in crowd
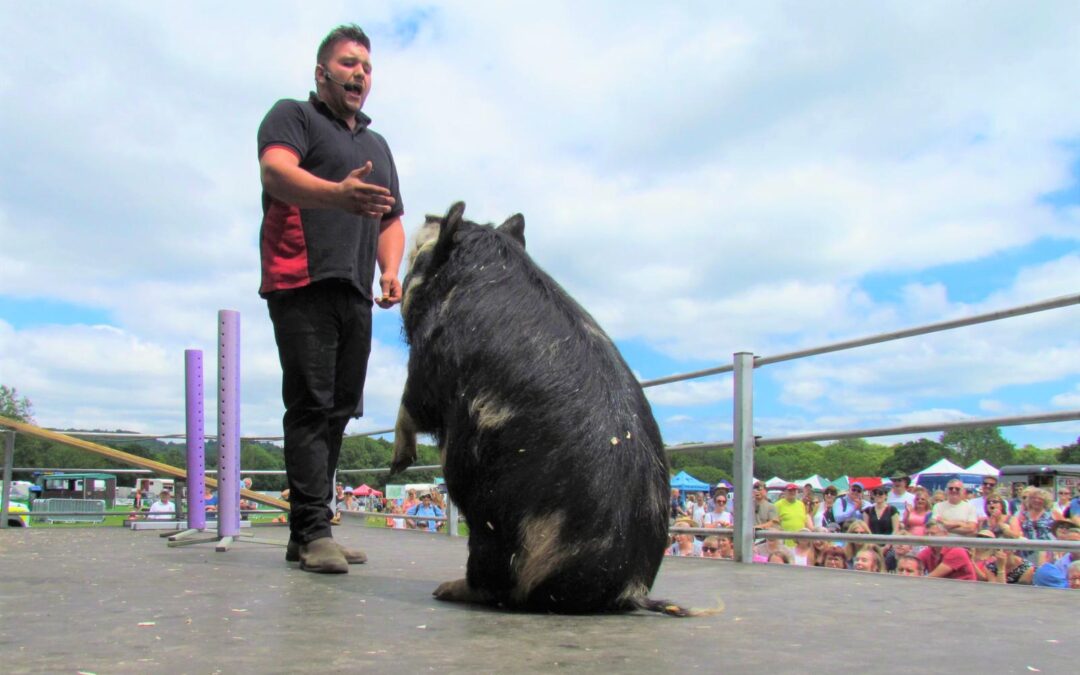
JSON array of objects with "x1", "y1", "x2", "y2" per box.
[
  {"x1": 148, "y1": 490, "x2": 176, "y2": 521},
  {"x1": 917, "y1": 520, "x2": 977, "y2": 580},
  {"x1": 406, "y1": 492, "x2": 444, "y2": 532},
  {"x1": 776, "y1": 483, "x2": 811, "y2": 544},
  {"x1": 970, "y1": 475, "x2": 1006, "y2": 517},
  {"x1": 833, "y1": 482, "x2": 868, "y2": 529},
  {"x1": 258, "y1": 24, "x2": 405, "y2": 573},
  {"x1": 753, "y1": 481, "x2": 779, "y2": 529},
  {"x1": 931, "y1": 478, "x2": 978, "y2": 536},
  {"x1": 886, "y1": 474, "x2": 916, "y2": 514}
]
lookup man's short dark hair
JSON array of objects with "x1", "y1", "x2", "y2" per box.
[{"x1": 317, "y1": 24, "x2": 371, "y2": 65}]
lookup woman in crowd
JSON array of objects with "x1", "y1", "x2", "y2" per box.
[
  {"x1": 979, "y1": 494, "x2": 1012, "y2": 537},
  {"x1": 816, "y1": 486, "x2": 841, "y2": 529},
  {"x1": 902, "y1": 487, "x2": 933, "y2": 536},
  {"x1": 864, "y1": 486, "x2": 900, "y2": 535},
  {"x1": 688, "y1": 493, "x2": 707, "y2": 526},
  {"x1": 844, "y1": 519, "x2": 873, "y2": 563},
  {"x1": 667, "y1": 518, "x2": 703, "y2": 557},
  {"x1": 883, "y1": 535, "x2": 914, "y2": 573},
  {"x1": 384, "y1": 502, "x2": 406, "y2": 529},
  {"x1": 932, "y1": 489, "x2": 947, "y2": 505},
  {"x1": 1009, "y1": 486, "x2": 1055, "y2": 560},
  {"x1": 820, "y1": 546, "x2": 849, "y2": 570},
  {"x1": 701, "y1": 535, "x2": 733, "y2": 560},
  {"x1": 703, "y1": 493, "x2": 733, "y2": 529},
  {"x1": 401, "y1": 488, "x2": 420, "y2": 515},
  {"x1": 974, "y1": 531, "x2": 1034, "y2": 584},
  {"x1": 853, "y1": 548, "x2": 885, "y2": 573},
  {"x1": 1052, "y1": 488, "x2": 1073, "y2": 520},
  {"x1": 768, "y1": 550, "x2": 793, "y2": 565},
  {"x1": 790, "y1": 530, "x2": 817, "y2": 566}
]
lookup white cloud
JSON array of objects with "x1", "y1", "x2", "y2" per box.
[{"x1": 1, "y1": 1, "x2": 1079, "y2": 450}]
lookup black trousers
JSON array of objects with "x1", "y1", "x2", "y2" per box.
[{"x1": 267, "y1": 281, "x2": 372, "y2": 544}]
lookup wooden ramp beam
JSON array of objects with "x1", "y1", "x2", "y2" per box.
[{"x1": 0, "y1": 415, "x2": 289, "y2": 511}]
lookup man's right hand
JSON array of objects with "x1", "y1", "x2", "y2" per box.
[{"x1": 338, "y1": 161, "x2": 395, "y2": 217}]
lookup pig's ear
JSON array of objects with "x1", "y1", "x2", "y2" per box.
[
  {"x1": 496, "y1": 214, "x2": 525, "y2": 248},
  {"x1": 433, "y1": 201, "x2": 465, "y2": 267}
]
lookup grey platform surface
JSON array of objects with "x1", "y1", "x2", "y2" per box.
[{"x1": 0, "y1": 524, "x2": 1075, "y2": 674}]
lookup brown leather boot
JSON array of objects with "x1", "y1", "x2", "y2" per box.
[
  {"x1": 287, "y1": 539, "x2": 367, "y2": 565},
  {"x1": 298, "y1": 537, "x2": 348, "y2": 574}
]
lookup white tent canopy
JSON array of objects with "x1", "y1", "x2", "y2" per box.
[
  {"x1": 793, "y1": 474, "x2": 829, "y2": 490},
  {"x1": 965, "y1": 460, "x2": 1000, "y2": 476},
  {"x1": 765, "y1": 476, "x2": 791, "y2": 489},
  {"x1": 916, "y1": 458, "x2": 967, "y2": 475}
]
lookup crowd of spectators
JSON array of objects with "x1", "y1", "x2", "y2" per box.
[{"x1": 667, "y1": 475, "x2": 1080, "y2": 590}]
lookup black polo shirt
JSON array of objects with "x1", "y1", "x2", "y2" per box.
[{"x1": 257, "y1": 93, "x2": 404, "y2": 300}]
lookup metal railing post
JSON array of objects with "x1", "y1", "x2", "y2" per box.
[
  {"x1": 1, "y1": 431, "x2": 14, "y2": 529},
  {"x1": 447, "y1": 498, "x2": 459, "y2": 537},
  {"x1": 731, "y1": 352, "x2": 755, "y2": 563}
]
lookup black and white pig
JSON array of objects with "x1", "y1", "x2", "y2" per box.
[{"x1": 390, "y1": 202, "x2": 689, "y2": 615}]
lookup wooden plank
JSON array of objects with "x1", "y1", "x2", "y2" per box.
[{"x1": 0, "y1": 415, "x2": 289, "y2": 510}]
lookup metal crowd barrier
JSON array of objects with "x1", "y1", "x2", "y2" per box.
[{"x1": 31, "y1": 498, "x2": 107, "y2": 523}]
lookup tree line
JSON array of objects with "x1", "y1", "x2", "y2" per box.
[{"x1": 4, "y1": 385, "x2": 1079, "y2": 490}]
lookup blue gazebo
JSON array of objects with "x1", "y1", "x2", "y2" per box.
[{"x1": 670, "y1": 470, "x2": 710, "y2": 492}]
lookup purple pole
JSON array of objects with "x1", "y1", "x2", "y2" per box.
[
  {"x1": 185, "y1": 349, "x2": 206, "y2": 530},
  {"x1": 217, "y1": 310, "x2": 242, "y2": 538}
]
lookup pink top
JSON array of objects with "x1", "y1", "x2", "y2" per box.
[{"x1": 903, "y1": 508, "x2": 931, "y2": 536}]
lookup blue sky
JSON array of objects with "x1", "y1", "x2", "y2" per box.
[{"x1": 1, "y1": 1, "x2": 1079, "y2": 456}]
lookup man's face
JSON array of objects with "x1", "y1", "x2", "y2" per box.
[
  {"x1": 1069, "y1": 569, "x2": 1080, "y2": 590},
  {"x1": 947, "y1": 482, "x2": 964, "y2": 504},
  {"x1": 783, "y1": 488, "x2": 797, "y2": 502},
  {"x1": 160, "y1": 493, "x2": 170, "y2": 503},
  {"x1": 891, "y1": 479, "x2": 907, "y2": 493},
  {"x1": 981, "y1": 478, "x2": 997, "y2": 495},
  {"x1": 753, "y1": 484, "x2": 766, "y2": 501},
  {"x1": 318, "y1": 39, "x2": 373, "y2": 118},
  {"x1": 718, "y1": 538, "x2": 734, "y2": 559},
  {"x1": 897, "y1": 558, "x2": 921, "y2": 576}
]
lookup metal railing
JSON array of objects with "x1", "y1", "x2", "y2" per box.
[
  {"x1": 3, "y1": 292, "x2": 1080, "y2": 565},
  {"x1": 648, "y1": 291, "x2": 1080, "y2": 563}
]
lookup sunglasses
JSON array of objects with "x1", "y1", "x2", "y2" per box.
[
  {"x1": 947, "y1": 487, "x2": 963, "y2": 492},
  {"x1": 983, "y1": 483, "x2": 997, "y2": 487},
  {"x1": 702, "y1": 546, "x2": 719, "y2": 553},
  {"x1": 850, "y1": 488, "x2": 863, "y2": 493},
  {"x1": 716, "y1": 499, "x2": 727, "y2": 505}
]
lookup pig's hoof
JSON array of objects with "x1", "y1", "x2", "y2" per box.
[{"x1": 433, "y1": 578, "x2": 492, "y2": 604}]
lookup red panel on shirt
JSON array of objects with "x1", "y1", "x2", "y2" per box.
[{"x1": 260, "y1": 199, "x2": 309, "y2": 294}]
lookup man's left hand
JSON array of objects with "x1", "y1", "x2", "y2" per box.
[{"x1": 377, "y1": 274, "x2": 402, "y2": 308}]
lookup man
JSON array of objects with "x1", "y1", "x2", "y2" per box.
[
  {"x1": 833, "y1": 482, "x2": 868, "y2": 529},
  {"x1": 258, "y1": 24, "x2": 405, "y2": 573},
  {"x1": 752, "y1": 481, "x2": 779, "y2": 529},
  {"x1": 775, "y1": 483, "x2": 811, "y2": 544},
  {"x1": 406, "y1": 492, "x2": 445, "y2": 532},
  {"x1": 969, "y1": 475, "x2": 1006, "y2": 517},
  {"x1": 148, "y1": 490, "x2": 176, "y2": 521},
  {"x1": 886, "y1": 474, "x2": 916, "y2": 515},
  {"x1": 916, "y1": 520, "x2": 977, "y2": 580},
  {"x1": 895, "y1": 554, "x2": 924, "y2": 577},
  {"x1": 931, "y1": 478, "x2": 978, "y2": 536}
]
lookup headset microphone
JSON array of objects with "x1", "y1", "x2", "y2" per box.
[{"x1": 322, "y1": 69, "x2": 363, "y2": 94}]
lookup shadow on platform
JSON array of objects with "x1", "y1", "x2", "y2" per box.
[{"x1": 0, "y1": 524, "x2": 1075, "y2": 673}]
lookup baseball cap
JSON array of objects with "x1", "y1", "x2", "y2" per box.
[{"x1": 785, "y1": 483, "x2": 798, "y2": 491}]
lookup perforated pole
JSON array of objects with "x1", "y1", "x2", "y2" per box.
[
  {"x1": 185, "y1": 350, "x2": 207, "y2": 531},
  {"x1": 217, "y1": 310, "x2": 241, "y2": 539}
]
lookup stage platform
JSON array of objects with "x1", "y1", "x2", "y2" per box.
[{"x1": 0, "y1": 524, "x2": 1074, "y2": 674}]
